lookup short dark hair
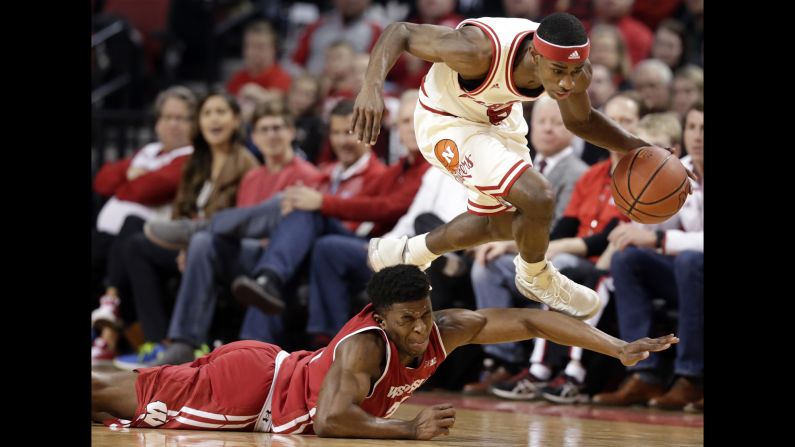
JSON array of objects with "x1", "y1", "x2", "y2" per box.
[
  {"x1": 537, "y1": 12, "x2": 588, "y2": 46},
  {"x1": 367, "y1": 265, "x2": 431, "y2": 313},
  {"x1": 251, "y1": 101, "x2": 294, "y2": 128},
  {"x1": 330, "y1": 99, "x2": 355, "y2": 117}
]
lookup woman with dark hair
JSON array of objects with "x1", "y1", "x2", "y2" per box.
[
  {"x1": 102, "y1": 92, "x2": 258, "y2": 368},
  {"x1": 651, "y1": 19, "x2": 687, "y2": 72}
]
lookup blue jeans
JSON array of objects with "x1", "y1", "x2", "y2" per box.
[
  {"x1": 167, "y1": 231, "x2": 284, "y2": 346},
  {"x1": 252, "y1": 210, "x2": 354, "y2": 281},
  {"x1": 470, "y1": 254, "x2": 530, "y2": 364},
  {"x1": 306, "y1": 234, "x2": 371, "y2": 336},
  {"x1": 611, "y1": 247, "x2": 704, "y2": 377}
]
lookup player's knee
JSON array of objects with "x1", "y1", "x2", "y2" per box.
[{"x1": 513, "y1": 183, "x2": 554, "y2": 218}]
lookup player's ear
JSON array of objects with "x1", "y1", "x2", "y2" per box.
[
  {"x1": 373, "y1": 313, "x2": 386, "y2": 329},
  {"x1": 529, "y1": 46, "x2": 541, "y2": 65}
]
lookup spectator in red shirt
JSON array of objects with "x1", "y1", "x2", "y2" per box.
[
  {"x1": 226, "y1": 21, "x2": 292, "y2": 97},
  {"x1": 91, "y1": 86, "x2": 197, "y2": 365}
]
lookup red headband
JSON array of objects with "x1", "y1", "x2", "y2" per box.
[{"x1": 532, "y1": 33, "x2": 590, "y2": 63}]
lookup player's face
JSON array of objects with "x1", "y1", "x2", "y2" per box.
[
  {"x1": 534, "y1": 55, "x2": 586, "y2": 100},
  {"x1": 377, "y1": 298, "x2": 434, "y2": 358}
]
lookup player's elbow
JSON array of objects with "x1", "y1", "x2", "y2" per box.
[
  {"x1": 313, "y1": 410, "x2": 347, "y2": 438},
  {"x1": 385, "y1": 22, "x2": 411, "y2": 43}
]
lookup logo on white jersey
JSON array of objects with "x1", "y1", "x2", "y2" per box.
[
  {"x1": 568, "y1": 50, "x2": 580, "y2": 60},
  {"x1": 491, "y1": 83, "x2": 500, "y2": 89},
  {"x1": 434, "y1": 139, "x2": 460, "y2": 174},
  {"x1": 442, "y1": 146, "x2": 455, "y2": 163}
]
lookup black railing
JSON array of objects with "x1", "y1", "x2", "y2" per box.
[{"x1": 92, "y1": 109, "x2": 155, "y2": 173}]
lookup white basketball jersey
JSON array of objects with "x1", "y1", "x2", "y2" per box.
[{"x1": 418, "y1": 17, "x2": 546, "y2": 128}]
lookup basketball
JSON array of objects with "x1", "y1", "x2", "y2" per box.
[{"x1": 610, "y1": 147, "x2": 692, "y2": 224}]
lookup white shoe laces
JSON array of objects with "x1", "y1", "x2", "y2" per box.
[{"x1": 531, "y1": 263, "x2": 576, "y2": 308}]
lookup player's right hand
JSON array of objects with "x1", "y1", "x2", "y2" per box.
[
  {"x1": 412, "y1": 403, "x2": 456, "y2": 440},
  {"x1": 351, "y1": 85, "x2": 384, "y2": 146},
  {"x1": 618, "y1": 334, "x2": 679, "y2": 366}
]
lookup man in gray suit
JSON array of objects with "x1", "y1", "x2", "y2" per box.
[{"x1": 530, "y1": 95, "x2": 589, "y2": 226}]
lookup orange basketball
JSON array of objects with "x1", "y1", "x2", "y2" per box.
[{"x1": 610, "y1": 147, "x2": 692, "y2": 224}]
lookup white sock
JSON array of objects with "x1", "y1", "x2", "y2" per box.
[
  {"x1": 564, "y1": 360, "x2": 586, "y2": 383},
  {"x1": 406, "y1": 233, "x2": 440, "y2": 266},
  {"x1": 529, "y1": 362, "x2": 552, "y2": 381},
  {"x1": 514, "y1": 255, "x2": 547, "y2": 277}
]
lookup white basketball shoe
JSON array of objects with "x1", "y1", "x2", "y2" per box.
[
  {"x1": 514, "y1": 256, "x2": 600, "y2": 320},
  {"x1": 368, "y1": 236, "x2": 432, "y2": 272}
]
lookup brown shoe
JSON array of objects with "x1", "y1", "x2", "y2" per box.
[
  {"x1": 649, "y1": 377, "x2": 703, "y2": 411},
  {"x1": 592, "y1": 373, "x2": 666, "y2": 406},
  {"x1": 684, "y1": 397, "x2": 704, "y2": 413},
  {"x1": 462, "y1": 366, "x2": 512, "y2": 395}
]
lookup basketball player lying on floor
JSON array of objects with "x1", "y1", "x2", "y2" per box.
[{"x1": 93, "y1": 266, "x2": 677, "y2": 440}]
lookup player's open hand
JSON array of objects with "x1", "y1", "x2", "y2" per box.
[
  {"x1": 618, "y1": 334, "x2": 679, "y2": 366},
  {"x1": 351, "y1": 85, "x2": 384, "y2": 145},
  {"x1": 412, "y1": 403, "x2": 456, "y2": 440}
]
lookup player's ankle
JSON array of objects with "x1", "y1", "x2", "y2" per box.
[
  {"x1": 514, "y1": 255, "x2": 546, "y2": 277},
  {"x1": 406, "y1": 233, "x2": 440, "y2": 266}
]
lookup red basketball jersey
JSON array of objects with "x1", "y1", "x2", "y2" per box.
[{"x1": 270, "y1": 303, "x2": 448, "y2": 434}]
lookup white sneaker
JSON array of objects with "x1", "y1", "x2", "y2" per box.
[
  {"x1": 367, "y1": 236, "x2": 431, "y2": 272},
  {"x1": 514, "y1": 257, "x2": 600, "y2": 320}
]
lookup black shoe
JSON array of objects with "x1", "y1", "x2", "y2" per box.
[{"x1": 231, "y1": 272, "x2": 286, "y2": 314}]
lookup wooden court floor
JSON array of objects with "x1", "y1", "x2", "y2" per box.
[{"x1": 92, "y1": 391, "x2": 704, "y2": 446}]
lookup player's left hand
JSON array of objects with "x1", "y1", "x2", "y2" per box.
[
  {"x1": 660, "y1": 146, "x2": 698, "y2": 186},
  {"x1": 618, "y1": 334, "x2": 678, "y2": 366}
]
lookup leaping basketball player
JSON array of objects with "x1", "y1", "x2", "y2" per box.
[{"x1": 354, "y1": 13, "x2": 657, "y2": 320}]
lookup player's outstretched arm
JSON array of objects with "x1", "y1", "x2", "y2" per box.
[
  {"x1": 556, "y1": 68, "x2": 649, "y2": 154},
  {"x1": 436, "y1": 308, "x2": 677, "y2": 366},
  {"x1": 352, "y1": 23, "x2": 489, "y2": 145},
  {"x1": 314, "y1": 331, "x2": 456, "y2": 440}
]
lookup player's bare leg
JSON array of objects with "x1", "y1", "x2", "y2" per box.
[
  {"x1": 92, "y1": 369, "x2": 138, "y2": 422},
  {"x1": 369, "y1": 168, "x2": 599, "y2": 319}
]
